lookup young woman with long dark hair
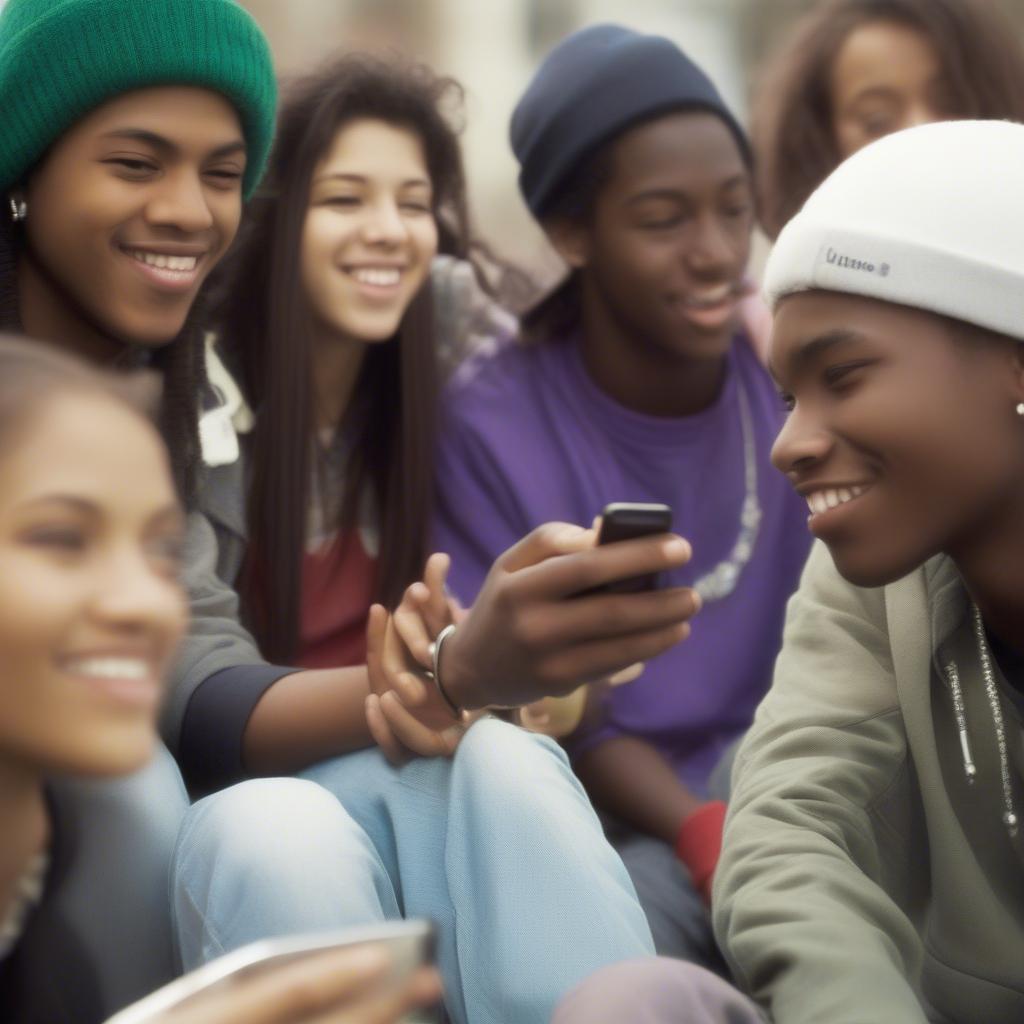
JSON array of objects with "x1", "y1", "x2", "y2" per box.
[
  {"x1": 171, "y1": 52, "x2": 702, "y2": 1024},
  {"x1": 752, "y1": 0, "x2": 1024, "y2": 238},
  {"x1": 168, "y1": 53, "x2": 694, "y2": 796}
]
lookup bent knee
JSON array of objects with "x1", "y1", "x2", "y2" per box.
[
  {"x1": 455, "y1": 716, "x2": 570, "y2": 776},
  {"x1": 176, "y1": 778, "x2": 364, "y2": 872},
  {"x1": 449, "y1": 717, "x2": 592, "y2": 828}
]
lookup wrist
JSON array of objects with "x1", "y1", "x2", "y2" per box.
[{"x1": 437, "y1": 628, "x2": 477, "y2": 711}]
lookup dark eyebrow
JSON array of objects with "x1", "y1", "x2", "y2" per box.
[
  {"x1": 312, "y1": 172, "x2": 431, "y2": 189},
  {"x1": 769, "y1": 328, "x2": 864, "y2": 381},
  {"x1": 626, "y1": 189, "x2": 688, "y2": 207},
  {"x1": 625, "y1": 174, "x2": 750, "y2": 207},
  {"x1": 16, "y1": 494, "x2": 183, "y2": 528},
  {"x1": 17, "y1": 494, "x2": 97, "y2": 514},
  {"x1": 102, "y1": 129, "x2": 246, "y2": 160}
]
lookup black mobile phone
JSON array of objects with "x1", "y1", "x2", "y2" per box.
[{"x1": 592, "y1": 502, "x2": 673, "y2": 594}]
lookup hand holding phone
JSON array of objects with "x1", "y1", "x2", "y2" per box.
[
  {"x1": 590, "y1": 503, "x2": 673, "y2": 594},
  {"x1": 431, "y1": 514, "x2": 695, "y2": 709},
  {"x1": 105, "y1": 922, "x2": 440, "y2": 1024}
]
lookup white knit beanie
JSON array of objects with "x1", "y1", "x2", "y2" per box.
[{"x1": 764, "y1": 120, "x2": 1024, "y2": 343}]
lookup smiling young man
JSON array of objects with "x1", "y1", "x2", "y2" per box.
[
  {"x1": 706, "y1": 119, "x2": 1024, "y2": 1024},
  {"x1": 0, "y1": 0, "x2": 276, "y2": 1015},
  {"x1": 434, "y1": 24, "x2": 811, "y2": 964}
]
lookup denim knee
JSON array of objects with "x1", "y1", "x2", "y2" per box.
[{"x1": 172, "y1": 778, "x2": 382, "y2": 963}]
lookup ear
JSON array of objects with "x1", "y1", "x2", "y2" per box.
[{"x1": 544, "y1": 217, "x2": 590, "y2": 270}]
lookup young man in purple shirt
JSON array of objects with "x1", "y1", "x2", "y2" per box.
[{"x1": 435, "y1": 24, "x2": 810, "y2": 966}]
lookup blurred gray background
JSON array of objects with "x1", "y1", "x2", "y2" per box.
[{"x1": 239, "y1": 1, "x2": 1024, "y2": 275}]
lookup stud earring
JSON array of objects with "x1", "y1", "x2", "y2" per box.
[
  {"x1": 8, "y1": 196, "x2": 26, "y2": 223},
  {"x1": 1017, "y1": 402, "x2": 1024, "y2": 417}
]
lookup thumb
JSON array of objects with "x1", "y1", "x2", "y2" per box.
[{"x1": 498, "y1": 522, "x2": 597, "y2": 573}]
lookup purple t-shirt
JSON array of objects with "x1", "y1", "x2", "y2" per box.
[{"x1": 434, "y1": 331, "x2": 811, "y2": 794}]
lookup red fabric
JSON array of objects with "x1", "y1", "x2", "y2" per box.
[
  {"x1": 674, "y1": 800, "x2": 727, "y2": 907},
  {"x1": 298, "y1": 529, "x2": 378, "y2": 669}
]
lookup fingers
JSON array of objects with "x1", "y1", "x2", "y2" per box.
[
  {"x1": 365, "y1": 605, "x2": 390, "y2": 699},
  {"x1": 392, "y1": 592, "x2": 434, "y2": 667},
  {"x1": 163, "y1": 945, "x2": 392, "y2": 1024},
  {"x1": 607, "y1": 662, "x2": 645, "y2": 686},
  {"x1": 365, "y1": 694, "x2": 410, "y2": 766},
  {"x1": 379, "y1": 691, "x2": 462, "y2": 759},
  {"x1": 420, "y1": 552, "x2": 453, "y2": 637},
  {"x1": 450, "y1": 593, "x2": 469, "y2": 624},
  {"x1": 515, "y1": 533, "x2": 692, "y2": 600},
  {"x1": 391, "y1": 670, "x2": 431, "y2": 709},
  {"x1": 512, "y1": 585, "x2": 700, "y2": 652},
  {"x1": 517, "y1": 701, "x2": 552, "y2": 732},
  {"x1": 539, "y1": 621, "x2": 691, "y2": 691},
  {"x1": 327, "y1": 966, "x2": 442, "y2": 1024},
  {"x1": 496, "y1": 522, "x2": 597, "y2": 574}
]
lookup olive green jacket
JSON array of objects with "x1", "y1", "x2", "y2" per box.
[{"x1": 714, "y1": 542, "x2": 1024, "y2": 1024}]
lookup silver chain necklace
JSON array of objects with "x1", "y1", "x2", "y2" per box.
[
  {"x1": 692, "y1": 373, "x2": 762, "y2": 603},
  {"x1": 971, "y1": 606, "x2": 1020, "y2": 839},
  {"x1": 945, "y1": 606, "x2": 1023, "y2": 865}
]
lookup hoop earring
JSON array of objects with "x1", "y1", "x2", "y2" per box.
[{"x1": 8, "y1": 196, "x2": 26, "y2": 223}]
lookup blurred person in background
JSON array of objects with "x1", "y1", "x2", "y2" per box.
[
  {"x1": 170, "y1": 51, "x2": 707, "y2": 1024},
  {"x1": 752, "y1": 0, "x2": 1024, "y2": 239},
  {"x1": 432, "y1": 24, "x2": 811, "y2": 967}
]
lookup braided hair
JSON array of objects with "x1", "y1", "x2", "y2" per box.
[{"x1": 0, "y1": 211, "x2": 206, "y2": 506}]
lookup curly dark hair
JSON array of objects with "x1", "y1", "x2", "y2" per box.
[
  {"x1": 753, "y1": 0, "x2": 1024, "y2": 239},
  {"x1": 216, "y1": 51, "x2": 476, "y2": 663}
]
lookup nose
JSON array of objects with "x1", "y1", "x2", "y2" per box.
[
  {"x1": 144, "y1": 168, "x2": 215, "y2": 234},
  {"x1": 687, "y1": 209, "x2": 736, "y2": 277},
  {"x1": 90, "y1": 545, "x2": 186, "y2": 644},
  {"x1": 770, "y1": 400, "x2": 832, "y2": 477},
  {"x1": 360, "y1": 198, "x2": 408, "y2": 247}
]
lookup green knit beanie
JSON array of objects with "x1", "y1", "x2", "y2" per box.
[{"x1": 0, "y1": 0, "x2": 277, "y2": 198}]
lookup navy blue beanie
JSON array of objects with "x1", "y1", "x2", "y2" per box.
[{"x1": 511, "y1": 24, "x2": 750, "y2": 219}]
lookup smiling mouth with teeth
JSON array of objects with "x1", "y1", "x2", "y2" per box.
[
  {"x1": 124, "y1": 249, "x2": 201, "y2": 273},
  {"x1": 682, "y1": 283, "x2": 742, "y2": 309},
  {"x1": 806, "y1": 484, "x2": 869, "y2": 517},
  {"x1": 347, "y1": 266, "x2": 403, "y2": 288},
  {"x1": 64, "y1": 656, "x2": 153, "y2": 680}
]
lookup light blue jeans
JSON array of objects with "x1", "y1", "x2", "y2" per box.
[
  {"x1": 172, "y1": 718, "x2": 654, "y2": 1024},
  {"x1": 55, "y1": 743, "x2": 188, "y2": 1015}
]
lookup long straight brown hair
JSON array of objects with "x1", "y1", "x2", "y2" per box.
[
  {"x1": 753, "y1": 0, "x2": 1024, "y2": 239},
  {"x1": 217, "y1": 53, "x2": 473, "y2": 664}
]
